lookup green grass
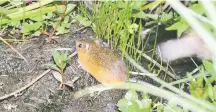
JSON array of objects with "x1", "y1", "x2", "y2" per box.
[
  {"x1": 0, "y1": 1, "x2": 76, "y2": 38},
  {"x1": 77, "y1": 1, "x2": 147, "y2": 61}
]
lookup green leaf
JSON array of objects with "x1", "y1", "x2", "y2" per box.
[
  {"x1": 21, "y1": 22, "x2": 42, "y2": 34},
  {"x1": 0, "y1": 0, "x2": 7, "y2": 5},
  {"x1": 165, "y1": 3, "x2": 205, "y2": 37},
  {"x1": 156, "y1": 103, "x2": 164, "y2": 112},
  {"x1": 206, "y1": 84, "x2": 214, "y2": 101},
  {"x1": 118, "y1": 99, "x2": 143, "y2": 112},
  {"x1": 53, "y1": 18, "x2": 70, "y2": 35},
  {"x1": 64, "y1": 16, "x2": 70, "y2": 23},
  {"x1": 52, "y1": 70, "x2": 63, "y2": 82},
  {"x1": 125, "y1": 90, "x2": 138, "y2": 100},
  {"x1": 166, "y1": 20, "x2": 189, "y2": 37},
  {"x1": 133, "y1": 12, "x2": 174, "y2": 25},
  {"x1": 203, "y1": 61, "x2": 216, "y2": 76},
  {"x1": 74, "y1": 15, "x2": 92, "y2": 26},
  {"x1": 141, "y1": 94, "x2": 152, "y2": 112},
  {"x1": 0, "y1": 5, "x2": 58, "y2": 25},
  {"x1": 0, "y1": 6, "x2": 11, "y2": 19},
  {"x1": 65, "y1": 3, "x2": 77, "y2": 14},
  {"x1": 51, "y1": 49, "x2": 68, "y2": 71},
  {"x1": 189, "y1": 76, "x2": 204, "y2": 99},
  {"x1": 44, "y1": 63, "x2": 61, "y2": 72},
  {"x1": 128, "y1": 23, "x2": 139, "y2": 34},
  {"x1": 32, "y1": 31, "x2": 41, "y2": 36},
  {"x1": 159, "y1": 12, "x2": 174, "y2": 24},
  {"x1": 0, "y1": 6, "x2": 8, "y2": 15},
  {"x1": 189, "y1": 3, "x2": 205, "y2": 14},
  {"x1": 31, "y1": 12, "x2": 54, "y2": 21},
  {"x1": 132, "y1": 12, "x2": 147, "y2": 19},
  {"x1": 56, "y1": 25, "x2": 70, "y2": 35},
  {"x1": 10, "y1": 21, "x2": 20, "y2": 27},
  {"x1": 56, "y1": 5, "x2": 66, "y2": 14},
  {"x1": 118, "y1": 90, "x2": 152, "y2": 112},
  {"x1": 213, "y1": 86, "x2": 216, "y2": 100},
  {"x1": 142, "y1": 93, "x2": 149, "y2": 99}
]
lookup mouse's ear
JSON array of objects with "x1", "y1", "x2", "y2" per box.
[{"x1": 85, "y1": 43, "x2": 90, "y2": 51}]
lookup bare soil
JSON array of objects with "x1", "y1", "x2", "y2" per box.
[{"x1": 0, "y1": 25, "x2": 126, "y2": 112}]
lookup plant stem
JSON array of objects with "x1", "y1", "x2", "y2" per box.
[
  {"x1": 74, "y1": 81, "x2": 207, "y2": 112},
  {"x1": 125, "y1": 52, "x2": 216, "y2": 111}
]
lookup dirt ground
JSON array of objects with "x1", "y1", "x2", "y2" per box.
[
  {"x1": 0, "y1": 23, "x2": 200, "y2": 112},
  {"x1": 0, "y1": 24, "x2": 127, "y2": 112}
]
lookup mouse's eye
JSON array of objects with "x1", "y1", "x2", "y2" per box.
[{"x1": 78, "y1": 44, "x2": 82, "y2": 48}]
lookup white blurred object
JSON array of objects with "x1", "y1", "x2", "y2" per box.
[{"x1": 157, "y1": 32, "x2": 212, "y2": 62}]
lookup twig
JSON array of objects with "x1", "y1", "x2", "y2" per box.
[
  {"x1": 74, "y1": 84, "x2": 112, "y2": 99},
  {"x1": 74, "y1": 26, "x2": 88, "y2": 33},
  {"x1": 40, "y1": 1, "x2": 67, "y2": 40},
  {"x1": 0, "y1": 37, "x2": 28, "y2": 63},
  {"x1": 129, "y1": 71, "x2": 157, "y2": 76},
  {"x1": 190, "y1": 67, "x2": 200, "y2": 75},
  {"x1": 68, "y1": 51, "x2": 77, "y2": 59},
  {"x1": 0, "y1": 69, "x2": 51, "y2": 101},
  {"x1": 55, "y1": 48, "x2": 73, "y2": 51},
  {"x1": 48, "y1": 1, "x2": 67, "y2": 40}
]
